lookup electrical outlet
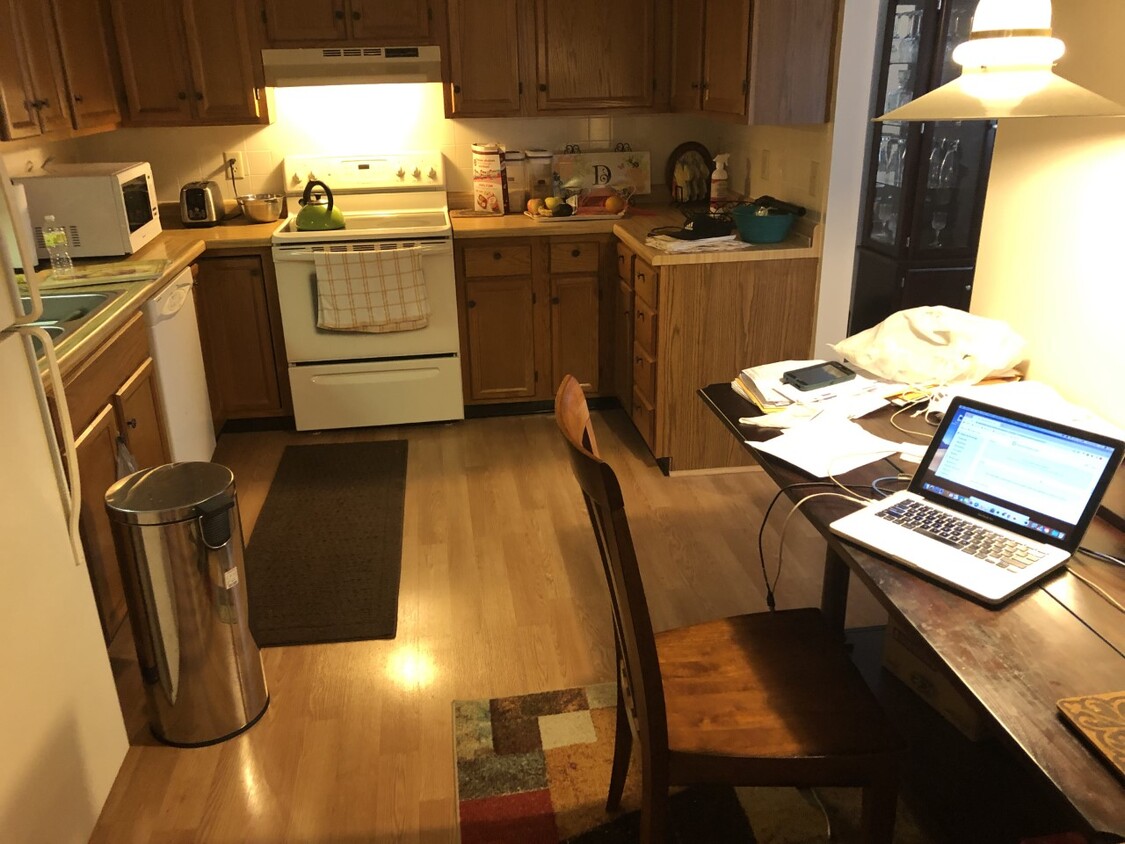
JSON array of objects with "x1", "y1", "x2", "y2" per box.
[{"x1": 224, "y1": 151, "x2": 245, "y2": 180}]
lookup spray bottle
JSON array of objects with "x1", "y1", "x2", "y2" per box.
[{"x1": 709, "y1": 153, "x2": 730, "y2": 214}]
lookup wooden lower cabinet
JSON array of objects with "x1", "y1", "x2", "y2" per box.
[
  {"x1": 465, "y1": 275, "x2": 537, "y2": 400},
  {"x1": 65, "y1": 312, "x2": 170, "y2": 642},
  {"x1": 615, "y1": 241, "x2": 820, "y2": 472},
  {"x1": 194, "y1": 251, "x2": 290, "y2": 428},
  {"x1": 457, "y1": 235, "x2": 611, "y2": 404}
]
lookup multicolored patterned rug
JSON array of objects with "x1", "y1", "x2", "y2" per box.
[
  {"x1": 453, "y1": 682, "x2": 752, "y2": 843},
  {"x1": 454, "y1": 684, "x2": 933, "y2": 844}
]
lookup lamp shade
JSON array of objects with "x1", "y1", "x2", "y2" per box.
[{"x1": 876, "y1": 0, "x2": 1124, "y2": 121}]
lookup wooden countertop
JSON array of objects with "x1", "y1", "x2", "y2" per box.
[{"x1": 451, "y1": 203, "x2": 822, "y2": 267}]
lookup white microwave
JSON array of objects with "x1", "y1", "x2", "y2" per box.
[{"x1": 15, "y1": 162, "x2": 161, "y2": 260}]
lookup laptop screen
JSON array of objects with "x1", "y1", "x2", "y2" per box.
[{"x1": 911, "y1": 399, "x2": 1123, "y2": 548}]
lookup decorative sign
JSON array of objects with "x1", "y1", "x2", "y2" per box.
[{"x1": 554, "y1": 149, "x2": 651, "y2": 195}]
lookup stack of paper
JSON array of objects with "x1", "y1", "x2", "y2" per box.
[
  {"x1": 645, "y1": 234, "x2": 753, "y2": 253},
  {"x1": 732, "y1": 359, "x2": 819, "y2": 413},
  {"x1": 41, "y1": 259, "x2": 171, "y2": 288}
]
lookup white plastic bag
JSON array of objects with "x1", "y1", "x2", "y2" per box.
[{"x1": 831, "y1": 306, "x2": 1027, "y2": 386}]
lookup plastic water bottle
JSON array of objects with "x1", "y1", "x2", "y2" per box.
[{"x1": 42, "y1": 214, "x2": 73, "y2": 277}]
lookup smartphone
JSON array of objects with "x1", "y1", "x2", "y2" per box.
[{"x1": 782, "y1": 361, "x2": 855, "y2": 392}]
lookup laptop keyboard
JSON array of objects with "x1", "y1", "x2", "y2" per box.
[{"x1": 877, "y1": 500, "x2": 1047, "y2": 571}]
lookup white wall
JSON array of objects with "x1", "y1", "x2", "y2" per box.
[
  {"x1": 71, "y1": 85, "x2": 719, "y2": 203},
  {"x1": 970, "y1": 0, "x2": 1125, "y2": 428},
  {"x1": 813, "y1": 0, "x2": 882, "y2": 356}
]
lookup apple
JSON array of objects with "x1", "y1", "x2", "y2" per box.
[
  {"x1": 526, "y1": 198, "x2": 544, "y2": 215},
  {"x1": 604, "y1": 195, "x2": 626, "y2": 214}
]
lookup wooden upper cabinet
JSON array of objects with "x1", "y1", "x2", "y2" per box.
[
  {"x1": 261, "y1": 0, "x2": 437, "y2": 45},
  {"x1": 0, "y1": 2, "x2": 41, "y2": 139},
  {"x1": 350, "y1": 0, "x2": 433, "y2": 41},
  {"x1": 183, "y1": 0, "x2": 264, "y2": 123},
  {"x1": 261, "y1": 0, "x2": 348, "y2": 43},
  {"x1": 746, "y1": 0, "x2": 835, "y2": 125},
  {"x1": 447, "y1": 0, "x2": 522, "y2": 116},
  {"x1": 6, "y1": 0, "x2": 70, "y2": 137},
  {"x1": 672, "y1": 0, "x2": 835, "y2": 124},
  {"x1": 111, "y1": 0, "x2": 266, "y2": 126},
  {"x1": 701, "y1": 0, "x2": 751, "y2": 117},
  {"x1": 111, "y1": 0, "x2": 194, "y2": 124},
  {"x1": 49, "y1": 0, "x2": 121, "y2": 130},
  {"x1": 670, "y1": 0, "x2": 705, "y2": 112},
  {"x1": 535, "y1": 0, "x2": 655, "y2": 111}
]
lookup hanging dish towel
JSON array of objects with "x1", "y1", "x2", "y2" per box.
[{"x1": 314, "y1": 249, "x2": 431, "y2": 333}]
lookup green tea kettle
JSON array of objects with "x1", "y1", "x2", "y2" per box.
[{"x1": 294, "y1": 180, "x2": 345, "y2": 231}]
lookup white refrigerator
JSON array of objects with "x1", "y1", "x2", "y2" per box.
[{"x1": 0, "y1": 158, "x2": 128, "y2": 841}]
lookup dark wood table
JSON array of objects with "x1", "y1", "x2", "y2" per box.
[{"x1": 699, "y1": 383, "x2": 1125, "y2": 836}]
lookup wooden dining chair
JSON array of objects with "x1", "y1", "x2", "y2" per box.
[{"x1": 554, "y1": 374, "x2": 906, "y2": 842}]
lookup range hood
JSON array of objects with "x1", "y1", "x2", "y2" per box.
[{"x1": 262, "y1": 45, "x2": 441, "y2": 87}]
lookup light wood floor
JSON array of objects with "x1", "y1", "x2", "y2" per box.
[{"x1": 91, "y1": 409, "x2": 887, "y2": 843}]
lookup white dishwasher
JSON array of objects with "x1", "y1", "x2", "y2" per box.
[{"x1": 143, "y1": 266, "x2": 216, "y2": 463}]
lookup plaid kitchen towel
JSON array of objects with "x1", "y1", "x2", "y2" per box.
[{"x1": 314, "y1": 249, "x2": 431, "y2": 332}]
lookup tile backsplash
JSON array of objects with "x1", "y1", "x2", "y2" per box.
[{"x1": 14, "y1": 83, "x2": 829, "y2": 217}]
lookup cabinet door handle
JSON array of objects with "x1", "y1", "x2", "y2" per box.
[
  {"x1": 126, "y1": 418, "x2": 138, "y2": 429},
  {"x1": 73, "y1": 93, "x2": 83, "y2": 103},
  {"x1": 691, "y1": 82, "x2": 700, "y2": 90},
  {"x1": 635, "y1": 356, "x2": 643, "y2": 365},
  {"x1": 453, "y1": 84, "x2": 462, "y2": 94},
  {"x1": 492, "y1": 251, "x2": 502, "y2": 260},
  {"x1": 195, "y1": 92, "x2": 204, "y2": 101},
  {"x1": 539, "y1": 83, "x2": 547, "y2": 92},
  {"x1": 550, "y1": 296, "x2": 559, "y2": 305},
  {"x1": 178, "y1": 91, "x2": 188, "y2": 100},
  {"x1": 335, "y1": 9, "x2": 345, "y2": 19},
  {"x1": 467, "y1": 299, "x2": 476, "y2": 308},
  {"x1": 352, "y1": 10, "x2": 360, "y2": 20},
  {"x1": 570, "y1": 248, "x2": 581, "y2": 258},
  {"x1": 637, "y1": 272, "x2": 645, "y2": 283},
  {"x1": 636, "y1": 311, "x2": 644, "y2": 321}
]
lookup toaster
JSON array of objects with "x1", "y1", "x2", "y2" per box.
[{"x1": 180, "y1": 181, "x2": 223, "y2": 227}]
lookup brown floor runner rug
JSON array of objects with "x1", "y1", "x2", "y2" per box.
[{"x1": 245, "y1": 440, "x2": 407, "y2": 646}]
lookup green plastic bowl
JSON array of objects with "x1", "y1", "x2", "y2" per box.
[{"x1": 731, "y1": 205, "x2": 796, "y2": 243}]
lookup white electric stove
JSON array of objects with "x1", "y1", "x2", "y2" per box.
[{"x1": 271, "y1": 152, "x2": 464, "y2": 431}]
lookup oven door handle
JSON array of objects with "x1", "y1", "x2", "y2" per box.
[{"x1": 271, "y1": 242, "x2": 452, "y2": 262}]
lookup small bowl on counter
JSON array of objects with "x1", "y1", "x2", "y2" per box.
[{"x1": 237, "y1": 194, "x2": 284, "y2": 223}]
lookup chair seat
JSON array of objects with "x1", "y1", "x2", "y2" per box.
[{"x1": 657, "y1": 608, "x2": 903, "y2": 778}]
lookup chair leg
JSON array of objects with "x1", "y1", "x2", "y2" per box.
[
  {"x1": 638, "y1": 761, "x2": 669, "y2": 844},
  {"x1": 606, "y1": 680, "x2": 632, "y2": 811},
  {"x1": 859, "y1": 771, "x2": 899, "y2": 844}
]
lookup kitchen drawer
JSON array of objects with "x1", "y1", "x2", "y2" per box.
[
  {"x1": 549, "y1": 240, "x2": 599, "y2": 274},
  {"x1": 463, "y1": 244, "x2": 533, "y2": 278},
  {"x1": 634, "y1": 258, "x2": 658, "y2": 308},
  {"x1": 63, "y1": 311, "x2": 150, "y2": 433},
  {"x1": 631, "y1": 386, "x2": 655, "y2": 450},
  {"x1": 632, "y1": 343, "x2": 656, "y2": 403},
  {"x1": 615, "y1": 242, "x2": 634, "y2": 284},
  {"x1": 633, "y1": 295, "x2": 658, "y2": 356}
]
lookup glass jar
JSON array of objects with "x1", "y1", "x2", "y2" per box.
[
  {"x1": 503, "y1": 150, "x2": 528, "y2": 213},
  {"x1": 525, "y1": 149, "x2": 554, "y2": 200}
]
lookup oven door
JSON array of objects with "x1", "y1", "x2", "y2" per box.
[{"x1": 271, "y1": 238, "x2": 459, "y2": 363}]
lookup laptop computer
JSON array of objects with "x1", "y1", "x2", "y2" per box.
[{"x1": 830, "y1": 397, "x2": 1124, "y2": 605}]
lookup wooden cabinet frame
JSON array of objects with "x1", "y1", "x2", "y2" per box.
[
  {"x1": 260, "y1": 0, "x2": 442, "y2": 47},
  {"x1": 456, "y1": 235, "x2": 613, "y2": 404}
]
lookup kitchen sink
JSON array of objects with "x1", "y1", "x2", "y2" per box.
[
  {"x1": 20, "y1": 292, "x2": 116, "y2": 324},
  {"x1": 29, "y1": 325, "x2": 67, "y2": 358}
]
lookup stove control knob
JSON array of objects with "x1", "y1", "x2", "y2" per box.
[
  {"x1": 412, "y1": 167, "x2": 422, "y2": 181},
  {"x1": 396, "y1": 168, "x2": 406, "y2": 180},
  {"x1": 428, "y1": 167, "x2": 438, "y2": 181}
]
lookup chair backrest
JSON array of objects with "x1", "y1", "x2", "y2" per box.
[{"x1": 554, "y1": 375, "x2": 668, "y2": 756}]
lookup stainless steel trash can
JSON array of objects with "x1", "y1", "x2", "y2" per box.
[{"x1": 105, "y1": 462, "x2": 268, "y2": 747}]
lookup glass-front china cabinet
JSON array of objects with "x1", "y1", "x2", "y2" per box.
[{"x1": 849, "y1": 0, "x2": 996, "y2": 334}]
